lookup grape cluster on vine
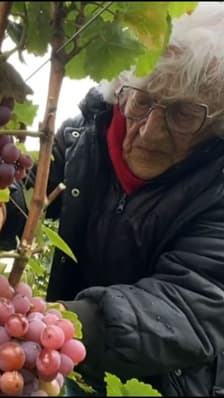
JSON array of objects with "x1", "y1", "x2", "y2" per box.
[
  {"x1": 0, "y1": 275, "x2": 86, "y2": 396},
  {"x1": 0, "y1": 97, "x2": 33, "y2": 189}
]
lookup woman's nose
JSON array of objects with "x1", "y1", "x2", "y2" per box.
[{"x1": 139, "y1": 107, "x2": 166, "y2": 139}]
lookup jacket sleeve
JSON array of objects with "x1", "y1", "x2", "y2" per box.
[{"x1": 72, "y1": 203, "x2": 224, "y2": 380}]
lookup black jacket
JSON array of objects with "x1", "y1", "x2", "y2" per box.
[{"x1": 4, "y1": 88, "x2": 224, "y2": 396}]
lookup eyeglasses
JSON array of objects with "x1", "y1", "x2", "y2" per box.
[{"x1": 116, "y1": 85, "x2": 222, "y2": 136}]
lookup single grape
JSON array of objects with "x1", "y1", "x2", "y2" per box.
[
  {"x1": 60, "y1": 338, "x2": 86, "y2": 364},
  {"x1": 56, "y1": 319, "x2": 75, "y2": 341},
  {"x1": 0, "y1": 163, "x2": 15, "y2": 188},
  {"x1": 27, "y1": 311, "x2": 44, "y2": 322},
  {"x1": 0, "y1": 135, "x2": 13, "y2": 151},
  {"x1": 15, "y1": 282, "x2": 32, "y2": 299},
  {"x1": 5, "y1": 313, "x2": 29, "y2": 338},
  {"x1": 0, "y1": 106, "x2": 11, "y2": 127},
  {"x1": 0, "y1": 275, "x2": 14, "y2": 299},
  {"x1": 21, "y1": 341, "x2": 41, "y2": 370},
  {"x1": 39, "y1": 378, "x2": 60, "y2": 396},
  {"x1": 18, "y1": 153, "x2": 33, "y2": 169},
  {"x1": 43, "y1": 313, "x2": 61, "y2": 326},
  {"x1": 59, "y1": 353, "x2": 74, "y2": 376},
  {"x1": 0, "y1": 297, "x2": 15, "y2": 325},
  {"x1": 30, "y1": 297, "x2": 47, "y2": 314},
  {"x1": 1, "y1": 143, "x2": 20, "y2": 163},
  {"x1": 1, "y1": 97, "x2": 15, "y2": 110},
  {"x1": 40, "y1": 325, "x2": 65, "y2": 350},
  {"x1": 56, "y1": 372, "x2": 64, "y2": 389},
  {"x1": 0, "y1": 326, "x2": 10, "y2": 344},
  {"x1": 24, "y1": 319, "x2": 46, "y2": 344},
  {"x1": 36, "y1": 349, "x2": 61, "y2": 379},
  {"x1": 0, "y1": 342, "x2": 25, "y2": 371},
  {"x1": 0, "y1": 370, "x2": 24, "y2": 396},
  {"x1": 12, "y1": 293, "x2": 31, "y2": 314}
]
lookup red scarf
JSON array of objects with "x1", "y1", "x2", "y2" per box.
[{"x1": 107, "y1": 105, "x2": 144, "y2": 194}]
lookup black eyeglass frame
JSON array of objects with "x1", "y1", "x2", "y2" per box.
[{"x1": 116, "y1": 85, "x2": 223, "y2": 136}]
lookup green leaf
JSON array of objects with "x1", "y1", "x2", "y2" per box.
[
  {"x1": 65, "y1": 49, "x2": 87, "y2": 80},
  {"x1": 28, "y1": 257, "x2": 45, "y2": 276},
  {"x1": 85, "y1": 22, "x2": 144, "y2": 81},
  {"x1": 0, "y1": 188, "x2": 10, "y2": 203},
  {"x1": 135, "y1": 47, "x2": 164, "y2": 76},
  {"x1": 67, "y1": 371, "x2": 95, "y2": 393},
  {"x1": 14, "y1": 101, "x2": 38, "y2": 126},
  {"x1": 41, "y1": 224, "x2": 77, "y2": 263},
  {"x1": 61, "y1": 310, "x2": 82, "y2": 339},
  {"x1": 26, "y1": 2, "x2": 52, "y2": 56},
  {"x1": 105, "y1": 373, "x2": 162, "y2": 397},
  {"x1": 168, "y1": 2, "x2": 198, "y2": 18}
]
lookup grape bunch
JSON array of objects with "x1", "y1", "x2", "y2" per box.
[
  {"x1": 0, "y1": 97, "x2": 33, "y2": 189},
  {"x1": 0, "y1": 275, "x2": 86, "y2": 396}
]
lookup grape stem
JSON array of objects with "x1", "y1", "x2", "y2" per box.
[
  {"x1": 45, "y1": 182, "x2": 66, "y2": 208},
  {"x1": 0, "y1": 130, "x2": 44, "y2": 137}
]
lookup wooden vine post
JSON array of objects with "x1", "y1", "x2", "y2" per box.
[{"x1": 3, "y1": 3, "x2": 66, "y2": 287}]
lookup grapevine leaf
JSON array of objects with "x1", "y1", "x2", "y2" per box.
[
  {"x1": 85, "y1": 22, "x2": 144, "y2": 81},
  {"x1": 0, "y1": 188, "x2": 9, "y2": 203},
  {"x1": 61, "y1": 310, "x2": 82, "y2": 339},
  {"x1": 41, "y1": 224, "x2": 77, "y2": 263},
  {"x1": 65, "y1": 50, "x2": 87, "y2": 80},
  {"x1": 26, "y1": 2, "x2": 51, "y2": 55},
  {"x1": 6, "y1": 101, "x2": 38, "y2": 130},
  {"x1": 105, "y1": 373, "x2": 162, "y2": 397},
  {"x1": 28, "y1": 257, "x2": 45, "y2": 276},
  {"x1": 135, "y1": 47, "x2": 164, "y2": 76},
  {"x1": 168, "y1": 2, "x2": 198, "y2": 18},
  {"x1": 67, "y1": 371, "x2": 95, "y2": 393}
]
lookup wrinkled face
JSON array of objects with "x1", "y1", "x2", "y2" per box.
[{"x1": 120, "y1": 87, "x2": 214, "y2": 180}]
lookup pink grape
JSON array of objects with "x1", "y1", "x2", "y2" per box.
[
  {"x1": 27, "y1": 311, "x2": 44, "y2": 322},
  {"x1": 1, "y1": 142, "x2": 20, "y2": 163},
  {"x1": 21, "y1": 341, "x2": 41, "y2": 370},
  {"x1": 0, "y1": 326, "x2": 10, "y2": 344},
  {"x1": 30, "y1": 297, "x2": 47, "y2": 313},
  {"x1": 43, "y1": 313, "x2": 61, "y2": 326},
  {"x1": 24, "y1": 319, "x2": 46, "y2": 344},
  {"x1": 30, "y1": 389, "x2": 48, "y2": 396},
  {"x1": 18, "y1": 153, "x2": 33, "y2": 169},
  {"x1": 59, "y1": 353, "x2": 74, "y2": 376},
  {"x1": 0, "y1": 106, "x2": 11, "y2": 126},
  {"x1": 36, "y1": 348, "x2": 61, "y2": 379},
  {"x1": 0, "y1": 370, "x2": 24, "y2": 396},
  {"x1": 0, "y1": 163, "x2": 15, "y2": 188},
  {"x1": 0, "y1": 342, "x2": 25, "y2": 371},
  {"x1": 1, "y1": 97, "x2": 15, "y2": 110},
  {"x1": 40, "y1": 324, "x2": 65, "y2": 350},
  {"x1": 61, "y1": 338, "x2": 86, "y2": 364},
  {"x1": 15, "y1": 282, "x2": 32, "y2": 299},
  {"x1": 56, "y1": 318, "x2": 75, "y2": 341},
  {"x1": 5, "y1": 313, "x2": 29, "y2": 338},
  {"x1": 0, "y1": 298, "x2": 15, "y2": 325},
  {"x1": 0, "y1": 275, "x2": 15, "y2": 299},
  {"x1": 56, "y1": 372, "x2": 64, "y2": 388},
  {"x1": 12, "y1": 293, "x2": 31, "y2": 314}
]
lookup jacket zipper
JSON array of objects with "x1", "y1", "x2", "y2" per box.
[{"x1": 116, "y1": 193, "x2": 127, "y2": 214}]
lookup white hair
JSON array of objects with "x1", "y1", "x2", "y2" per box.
[{"x1": 97, "y1": 4, "x2": 224, "y2": 112}]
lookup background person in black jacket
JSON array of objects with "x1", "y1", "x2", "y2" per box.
[{"x1": 2, "y1": 3, "x2": 224, "y2": 397}]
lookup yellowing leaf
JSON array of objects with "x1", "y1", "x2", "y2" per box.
[
  {"x1": 0, "y1": 188, "x2": 10, "y2": 203},
  {"x1": 168, "y1": 2, "x2": 198, "y2": 18}
]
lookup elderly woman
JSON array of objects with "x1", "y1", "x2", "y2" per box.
[{"x1": 1, "y1": 4, "x2": 224, "y2": 397}]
